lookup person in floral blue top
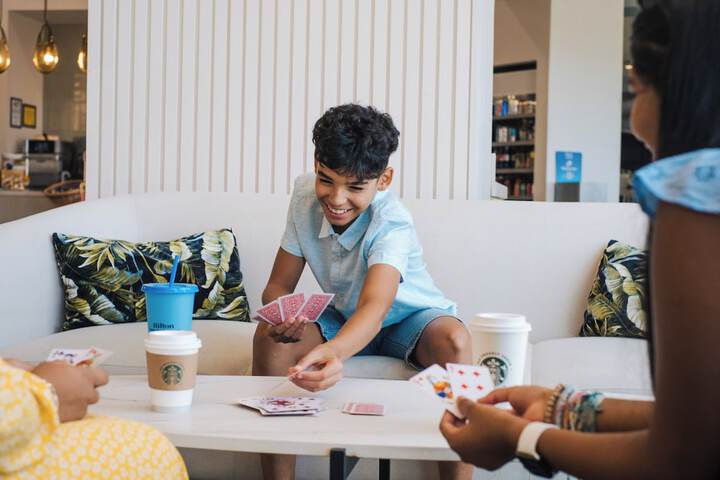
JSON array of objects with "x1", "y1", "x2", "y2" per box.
[{"x1": 440, "y1": 1, "x2": 720, "y2": 478}]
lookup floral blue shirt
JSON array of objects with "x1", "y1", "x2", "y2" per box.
[
  {"x1": 280, "y1": 173, "x2": 456, "y2": 327},
  {"x1": 633, "y1": 148, "x2": 720, "y2": 218}
]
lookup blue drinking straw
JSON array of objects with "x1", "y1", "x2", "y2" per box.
[{"x1": 168, "y1": 255, "x2": 180, "y2": 287}]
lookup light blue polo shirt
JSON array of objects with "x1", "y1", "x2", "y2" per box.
[{"x1": 280, "y1": 173, "x2": 456, "y2": 328}]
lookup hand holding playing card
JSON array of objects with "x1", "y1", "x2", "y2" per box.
[
  {"x1": 32, "y1": 361, "x2": 109, "y2": 423},
  {"x1": 288, "y1": 343, "x2": 343, "y2": 392},
  {"x1": 477, "y1": 386, "x2": 555, "y2": 422},
  {"x1": 267, "y1": 316, "x2": 308, "y2": 343},
  {"x1": 439, "y1": 397, "x2": 528, "y2": 471}
]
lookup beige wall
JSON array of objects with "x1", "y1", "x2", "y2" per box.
[
  {"x1": 1, "y1": 12, "x2": 44, "y2": 153},
  {"x1": 0, "y1": 0, "x2": 87, "y2": 154}
]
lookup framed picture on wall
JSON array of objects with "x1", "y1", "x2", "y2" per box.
[
  {"x1": 22, "y1": 104, "x2": 36, "y2": 128},
  {"x1": 9, "y1": 97, "x2": 22, "y2": 128}
]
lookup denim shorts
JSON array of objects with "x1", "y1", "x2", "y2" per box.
[{"x1": 315, "y1": 307, "x2": 463, "y2": 369}]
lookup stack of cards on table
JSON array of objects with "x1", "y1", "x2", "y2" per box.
[
  {"x1": 252, "y1": 293, "x2": 335, "y2": 326},
  {"x1": 409, "y1": 363, "x2": 494, "y2": 418},
  {"x1": 238, "y1": 396, "x2": 324, "y2": 416},
  {"x1": 46, "y1": 347, "x2": 112, "y2": 367}
]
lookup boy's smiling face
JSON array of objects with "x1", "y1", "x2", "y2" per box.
[{"x1": 314, "y1": 160, "x2": 393, "y2": 233}]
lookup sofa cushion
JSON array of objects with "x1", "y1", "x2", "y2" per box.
[
  {"x1": 580, "y1": 240, "x2": 649, "y2": 339},
  {"x1": 531, "y1": 337, "x2": 652, "y2": 396},
  {"x1": 52, "y1": 229, "x2": 251, "y2": 331}
]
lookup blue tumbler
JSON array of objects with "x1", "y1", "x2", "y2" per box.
[{"x1": 142, "y1": 283, "x2": 199, "y2": 331}]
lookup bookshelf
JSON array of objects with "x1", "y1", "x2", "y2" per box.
[{"x1": 492, "y1": 94, "x2": 536, "y2": 201}]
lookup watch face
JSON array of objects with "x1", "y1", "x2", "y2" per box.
[{"x1": 519, "y1": 457, "x2": 557, "y2": 478}]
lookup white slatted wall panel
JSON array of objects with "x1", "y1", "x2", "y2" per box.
[{"x1": 86, "y1": 0, "x2": 494, "y2": 200}]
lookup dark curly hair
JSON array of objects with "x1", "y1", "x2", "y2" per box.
[
  {"x1": 632, "y1": 0, "x2": 720, "y2": 159},
  {"x1": 312, "y1": 104, "x2": 400, "y2": 180}
]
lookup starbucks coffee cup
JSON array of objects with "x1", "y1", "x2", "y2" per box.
[
  {"x1": 144, "y1": 330, "x2": 202, "y2": 412},
  {"x1": 469, "y1": 313, "x2": 531, "y2": 388}
]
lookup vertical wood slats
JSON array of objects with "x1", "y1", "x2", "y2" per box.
[{"x1": 86, "y1": 0, "x2": 491, "y2": 201}]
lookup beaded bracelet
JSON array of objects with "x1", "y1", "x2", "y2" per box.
[{"x1": 543, "y1": 384, "x2": 565, "y2": 424}]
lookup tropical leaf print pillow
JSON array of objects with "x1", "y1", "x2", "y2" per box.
[
  {"x1": 579, "y1": 240, "x2": 648, "y2": 339},
  {"x1": 52, "y1": 229, "x2": 251, "y2": 331}
]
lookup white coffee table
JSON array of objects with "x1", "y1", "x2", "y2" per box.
[{"x1": 91, "y1": 375, "x2": 459, "y2": 479}]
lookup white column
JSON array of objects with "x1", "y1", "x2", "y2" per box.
[{"x1": 546, "y1": 0, "x2": 623, "y2": 202}]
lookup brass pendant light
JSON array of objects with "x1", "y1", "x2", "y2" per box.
[
  {"x1": 0, "y1": 0, "x2": 10, "y2": 73},
  {"x1": 77, "y1": 32, "x2": 86, "y2": 73},
  {"x1": 33, "y1": 0, "x2": 58, "y2": 74}
]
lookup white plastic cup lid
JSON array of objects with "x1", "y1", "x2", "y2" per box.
[
  {"x1": 470, "y1": 313, "x2": 531, "y2": 331},
  {"x1": 144, "y1": 330, "x2": 202, "y2": 351}
]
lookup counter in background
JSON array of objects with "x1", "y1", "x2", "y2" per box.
[{"x1": 0, "y1": 189, "x2": 59, "y2": 223}]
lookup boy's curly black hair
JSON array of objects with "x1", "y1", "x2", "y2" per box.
[{"x1": 312, "y1": 104, "x2": 400, "y2": 180}]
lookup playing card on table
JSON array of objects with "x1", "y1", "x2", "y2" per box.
[
  {"x1": 258, "y1": 396, "x2": 324, "y2": 413},
  {"x1": 237, "y1": 397, "x2": 320, "y2": 416},
  {"x1": 408, "y1": 364, "x2": 462, "y2": 418},
  {"x1": 297, "y1": 293, "x2": 334, "y2": 322},
  {"x1": 255, "y1": 300, "x2": 283, "y2": 325},
  {"x1": 278, "y1": 293, "x2": 306, "y2": 321},
  {"x1": 342, "y1": 402, "x2": 385, "y2": 416},
  {"x1": 446, "y1": 363, "x2": 494, "y2": 403}
]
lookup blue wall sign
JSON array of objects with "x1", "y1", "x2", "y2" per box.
[{"x1": 556, "y1": 151, "x2": 582, "y2": 184}]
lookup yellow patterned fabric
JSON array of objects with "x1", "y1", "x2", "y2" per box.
[{"x1": 0, "y1": 360, "x2": 187, "y2": 479}]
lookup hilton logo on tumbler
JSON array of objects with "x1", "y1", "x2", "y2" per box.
[
  {"x1": 161, "y1": 362, "x2": 184, "y2": 386},
  {"x1": 477, "y1": 352, "x2": 510, "y2": 386}
]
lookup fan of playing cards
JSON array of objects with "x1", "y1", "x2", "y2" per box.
[
  {"x1": 47, "y1": 347, "x2": 113, "y2": 367},
  {"x1": 252, "y1": 293, "x2": 334, "y2": 326},
  {"x1": 237, "y1": 396, "x2": 325, "y2": 416},
  {"x1": 409, "y1": 363, "x2": 495, "y2": 418}
]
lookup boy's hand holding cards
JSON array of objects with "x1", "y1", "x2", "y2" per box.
[
  {"x1": 47, "y1": 347, "x2": 112, "y2": 367},
  {"x1": 253, "y1": 293, "x2": 335, "y2": 325},
  {"x1": 409, "y1": 363, "x2": 494, "y2": 419}
]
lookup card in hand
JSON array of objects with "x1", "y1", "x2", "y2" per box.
[
  {"x1": 297, "y1": 293, "x2": 334, "y2": 322},
  {"x1": 47, "y1": 347, "x2": 112, "y2": 367},
  {"x1": 255, "y1": 300, "x2": 283, "y2": 325},
  {"x1": 342, "y1": 402, "x2": 385, "y2": 416},
  {"x1": 408, "y1": 364, "x2": 461, "y2": 418},
  {"x1": 278, "y1": 293, "x2": 306, "y2": 321},
  {"x1": 446, "y1": 363, "x2": 494, "y2": 403}
]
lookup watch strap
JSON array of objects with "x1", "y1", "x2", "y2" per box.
[{"x1": 516, "y1": 421, "x2": 558, "y2": 460}]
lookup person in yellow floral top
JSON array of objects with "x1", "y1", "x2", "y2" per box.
[{"x1": 0, "y1": 358, "x2": 187, "y2": 479}]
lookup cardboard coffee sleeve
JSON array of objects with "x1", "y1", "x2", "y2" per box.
[{"x1": 146, "y1": 352, "x2": 198, "y2": 391}]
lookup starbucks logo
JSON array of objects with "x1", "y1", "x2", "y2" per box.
[
  {"x1": 161, "y1": 362, "x2": 184, "y2": 386},
  {"x1": 478, "y1": 355, "x2": 509, "y2": 386}
]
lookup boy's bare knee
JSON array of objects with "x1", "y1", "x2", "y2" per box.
[{"x1": 445, "y1": 325, "x2": 471, "y2": 360}]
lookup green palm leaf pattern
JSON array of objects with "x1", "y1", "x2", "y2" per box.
[
  {"x1": 580, "y1": 240, "x2": 648, "y2": 339},
  {"x1": 52, "y1": 229, "x2": 250, "y2": 331}
]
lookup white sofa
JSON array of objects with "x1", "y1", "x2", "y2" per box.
[{"x1": 0, "y1": 192, "x2": 652, "y2": 479}]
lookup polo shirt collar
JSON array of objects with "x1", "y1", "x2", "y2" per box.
[{"x1": 318, "y1": 209, "x2": 371, "y2": 251}]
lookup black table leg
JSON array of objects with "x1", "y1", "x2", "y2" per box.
[
  {"x1": 330, "y1": 448, "x2": 358, "y2": 480},
  {"x1": 379, "y1": 458, "x2": 390, "y2": 480}
]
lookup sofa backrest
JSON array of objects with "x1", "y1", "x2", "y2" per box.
[
  {"x1": 0, "y1": 191, "x2": 649, "y2": 348},
  {"x1": 133, "y1": 193, "x2": 649, "y2": 342}
]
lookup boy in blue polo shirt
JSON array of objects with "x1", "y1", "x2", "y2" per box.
[{"x1": 253, "y1": 104, "x2": 472, "y2": 480}]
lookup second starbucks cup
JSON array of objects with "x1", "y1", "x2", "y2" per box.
[
  {"x1": 145, "y1": 330, "x2": 202, "y2": 412},
  {"x1": 469, "y1": 313, "x2": 531, "y2": 388}
]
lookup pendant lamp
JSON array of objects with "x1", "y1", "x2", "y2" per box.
[
  {"x1": 33, "y1": 0, "x2": 58, "y2": 74},
  {"x1": 0, "y1": 0, "x2": 10, "y2": 73},
  {"x1": 77, "y1": 33, "x2": 86, "y2": 73}
]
